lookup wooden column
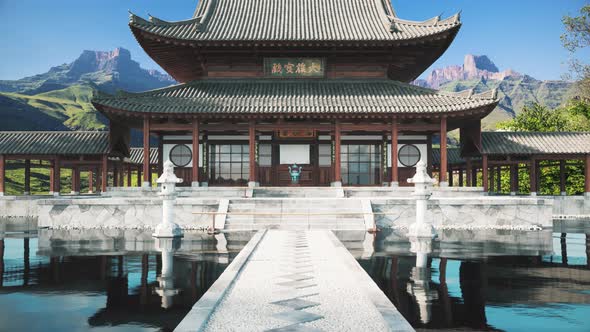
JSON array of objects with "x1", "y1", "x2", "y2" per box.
[
  {"x1": 530, "y1": 158, "x2": 538, "y2": 195},
  {"x1": 334, "y1": 120, "x2": 342, "y2": 185},
  {"x1": 54, "y1": 156, "x2": 61, "y2": 196},
  {"x1": 466, "y1": 158, "x2": 472, "y2": 187},
  {"x1": 482, "y1": 155, "x2": 489, "y2": 193},
  {"x1": 496, "y1": 167, "x2": 502, "y2": 193},
  {"x1": 448, "y1": 168, "x2": 454, "y2": 187},
  {"x1": 248, "y1": 120, "x2": 257, "y2": 185},
  {"x1": 101, "y1": 155, "x2": 108, "y2": 193},
  {"x1": 559, "y1": 160, "x2": 567, "y2": 195},
  {"x1": 490, "y1": 164, "x2": 495, "y2": 194},
  {"x1": 510, "y1": 164, "x2": 518, "y2": 195},
  {"x1": 49, "y1": 159, "x2": 55, "y2": 194},
  {"x1": 472, "y1": 166, "x2": 478, "y2": 187},
  {"x1": 72, "y1": 166, "x2": 80, "y2": 194},
  {"x1": 88, "y1": 169, "x2": 94, "y2": 194},
  {"x1": 391, "y1": 118, "x2": 399, "y2": 186},
  {"x1": 24, "y1": 159, "x2": 31, "y2": 195},
  {"x1": 95, "y1": 168, "x2": 100, "y2": 193},
  {"x1": 142, "y1": 117, "x2": 151, "y2": 186},
  {"x1": 0, "y1": 155, "x2": 5, "y2": 196},
  {"x1": 585, "y1": 155, "x2": 590, "y2": 195},
  {"x1": 440, "y1": 117, "x2": 448, "y2": 185},
  {"x1": 137, "y1": 166, "x2": 142, "y2": 188},
  {"x1": 126, "y1": 165, "x2": 132, "y2": 187},
  {"x1": 192, "y1": 120, "x2": 200, "y2": 186},
  {"x1": 113, "y1": 165, "x2": 119, "y2": 188},
  {"x1": 459, "y1": 168, "x2": 464, "y2": 187},
  {"x1": 157, "y1": 134, "x2": 164, "y2": 177}
]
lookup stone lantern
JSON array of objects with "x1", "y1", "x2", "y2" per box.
[
  {"x1": 153, "y1": 160, "x2": 183, "y2": 238},
  {"x1": 407, "y1": 160, "x2": 436, "y2": 239}
]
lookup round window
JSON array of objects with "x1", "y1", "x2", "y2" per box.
[
  {"x1": 398, "y1": 144, "x2": 421, "y2": 167},
  {"x1": 169, "y1": 144, "x2": 192, "y2": 167}
]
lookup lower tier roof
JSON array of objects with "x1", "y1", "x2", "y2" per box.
[
  {"x1": 0, "y1": 131, "x2": 110, "y2": 156},
  {"x1": 92, "y1": 79, "x2": 498, "y2": 118},
  {"x1": 481, "y1": 132, "x2": 590, "y2": 156}
]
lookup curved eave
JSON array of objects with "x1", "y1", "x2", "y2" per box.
[{"x1": 130, "y1": 22, "x2": 461, "y2": 83}]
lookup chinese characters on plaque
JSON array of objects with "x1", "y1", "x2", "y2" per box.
[{"x1": 265, "y1": 58, "x2": 325, "y2": 78}]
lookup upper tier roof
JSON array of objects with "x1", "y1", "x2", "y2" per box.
[
  {"x1": 92, "y1": 79, "x2": 497, "y2": 118},
  {"x1": 129, "y1": 0, "x2": 461, "y2": 42}
]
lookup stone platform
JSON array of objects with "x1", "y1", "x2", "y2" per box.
[
  {"x1": 1, "y1": 187, "x2": 586, "y2": 230},
  {"x1": 175, "y1": 230, "x2": 414, "y2": 332}
]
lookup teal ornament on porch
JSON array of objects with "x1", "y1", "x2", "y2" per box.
[{"x1": 288, "y1": 164, "x2": 303, "y2": 184}]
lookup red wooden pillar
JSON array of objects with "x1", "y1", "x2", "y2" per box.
[
  {"x1": 49, "y1": 160, "x2": 55, "y2": 194},
  {"x1": 496, "y1": 166, "x2": 502, "y2": 193},
  {"x1": 585, "y1": 155, "x2": 590, "y2": 196},
  {"x1": 334, "y1": 120, "x2": 342, "y2": 186},
  {"x1": 440, "y1": 116, "x2": 448, "y2": 186},
  {"x1": 142, "y1": 117, "x2": 151, "y2": 187},
  {"x1": 466, "y1": 158, "x2": 472, "y2": 187},
  {"x1": 530, "y1": 158, "x2": 538, "y2": 196},
  {"x1": 137, "y1": 166, "x2": 142, "y2": 188},
  {"x1": 0, "y1": 155, "x2": 5, "y2": 196},
  {"x1": 510, "y1": 164, "x2": 518, "y2": 195},
  {"x1": 391, "y1": 118, "x2": 399, "y2": 187},
  {"x1": 192, "y1": 120, "x2": 200, "y2": 186},
  {"x1": 113, "y1": 165, "x2": 119, "y2": 188},
  {"x1": 24, "y1": 159, "x2": 31, "y2": 195},
  {"x1": 559, "y1": 160, "x2": 567, "y2": 195},
  {"x1": 88, "y1": 169, "x2": 94, "y2": 194},
  {"x1": 101, "y1": 155, "x2": 108, "y2": 193},
  {"x1": 482, "y1": 155, "x2": 489, "y2": 193},
  {"x1": 458, "y1": 168, "x2": 464, "y2": 187},
  {"x1": 248, "y1": 120, "x2": 257, "y2": 186},
  {"x1": 72, "y1": 166, "x2": 80, "y2": 194},
  {"x1": 54, "y1": 156, "x2": 61, "y2": 196},
  {"x1": 126, "y1": 164, "x2": 132, "y2": 187},
  {"x1": 448, "y1": 168, "x2": 454, "y2": 187}
]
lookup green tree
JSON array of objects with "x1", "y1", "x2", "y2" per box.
[
  {"x1": 496, "y1": 102, "x2": 568, "y2": 131},
  {"x1": 562, "y1": 5, "x2": 590, "y2": 98}
]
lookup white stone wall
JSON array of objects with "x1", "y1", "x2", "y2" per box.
[{"x1": 372, "y1": 197, "x2": 555, "y2": 230}]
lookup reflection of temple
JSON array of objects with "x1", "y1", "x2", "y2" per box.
[
  {"x1": 0, "y1": 229, "x2": 240, "y2": 330},
  {"x1": 359, "y1": 250, "x2": 590, "y2": 330}
]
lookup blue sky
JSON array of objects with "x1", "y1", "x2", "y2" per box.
[{"x1": 0, "y1": 0, "x2": 587, "y2": 80}]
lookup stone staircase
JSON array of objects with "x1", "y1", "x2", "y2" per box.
[
  {"x1": 224, "y1": 198, "x2": 367, "y2": 231},
  {"x1": 251, "y1": 187, "x2": 343, "y2": 198}
]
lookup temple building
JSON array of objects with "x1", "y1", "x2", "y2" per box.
[{"x1": 91, "y1": 0, "x2": 499, "y2": 188}]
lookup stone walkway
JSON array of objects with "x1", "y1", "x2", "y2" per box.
[{"x1": 178, "y1": 230, "x2": 413, "y2": 332}]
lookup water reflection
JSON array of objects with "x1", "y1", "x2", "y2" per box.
[
  {"x1": 0, "y1": 223, "x2": 254, "y2": 331},
  {"x1": 349, "y1": 223, "x2": 590, "y2": 331}
]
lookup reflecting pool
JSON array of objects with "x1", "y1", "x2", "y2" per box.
[
  {"x1": 347, "y1": 221, "x2": 590, "y2": 332},
  {"x1": 0, "y1": 222, "x2": 254, "y2": 332}
]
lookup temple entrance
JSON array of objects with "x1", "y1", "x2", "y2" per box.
[{"x1": 341, "y1": 144, "x2": 383, "y2": 186}]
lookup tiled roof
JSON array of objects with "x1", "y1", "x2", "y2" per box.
[
  {"x1": 93, "y1": 79, "x2": 498, "y2": 115},
  {"x1": 432, "y1": 148, "x2": 469, "y2": 166},
  {"x1": 129, "y1": 147, "x2": 159, "y2": 165},
  {"x1": 0, "y1": 131, "x2": 110, "y2": 155},
  {"x1": 481, "y1": 132, "x2": 590, "y2": 155},
  {"x1": 129, "y1": 0, "x2": 460, "y2": 42}
]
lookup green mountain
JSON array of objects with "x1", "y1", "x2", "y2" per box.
[
  {"x1": 438, "y1": 76, "x2": 577, "y2": 129},
  {"x1": 0, "y1": 48, "x2": 175, "y2": 131},
  {"x1": 415, "y1": 55, "x2": 577, "y2": 130},
  {"x1": 0, "y1": 84, "x2": 106, "y2": 130}
]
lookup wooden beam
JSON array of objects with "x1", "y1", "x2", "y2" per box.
[
  {"x1": 440, "y1": 117, "x2": 448, "y2": 184},
  {"x1": 143, "y1": 117, "x2": 151, "y2": 185},
  {"x1": 391, "y1": 118, "x2": 399, "y2": 185},
  {"x1": 192, "y1": 120, "x2": 200, "y2": 185},
  {"x1": 334, "y1": 120, "x2": 342, "y2": 184},
  {"x1": 248, "y1": 120, "x2": 257, "y2": 184}
]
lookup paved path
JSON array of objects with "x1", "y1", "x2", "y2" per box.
[{"x1": 176, "y1": 230, "x2": 413, "y2": 332}]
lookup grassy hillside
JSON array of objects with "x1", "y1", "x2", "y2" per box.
[
  {"x1": 0, "y1": 84, "x2": 106, "y2": 130},
  {"x1": 438, "y1": 76, "x2": 577, "y2": 130}
]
